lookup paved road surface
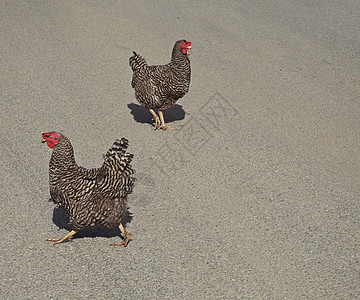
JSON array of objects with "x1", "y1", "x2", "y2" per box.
[{"x1": 1, "y1": 1, "x2": 359, "y2": 299}]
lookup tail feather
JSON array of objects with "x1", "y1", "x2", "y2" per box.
[
  {"x1": 103, "y1": 138, "x2": 135, "y2": 176},
  {"x1": 129, "y1": 51, "x2": 147, "y2": 71}
]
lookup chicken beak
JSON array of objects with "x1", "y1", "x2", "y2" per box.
[{"x1": 41, "y1": 138, "x2": 47, "y2": 143}]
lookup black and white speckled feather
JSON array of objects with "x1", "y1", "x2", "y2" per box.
[
  {"x1": 48, "y1": 133, "x2": 135, "y2": 231},
  {"x1": 129, "y1": 40, "x2": 191, "y2": 111}
]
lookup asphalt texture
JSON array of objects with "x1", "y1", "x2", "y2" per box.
[{"x1": 1, "y1": 1, "x2": 359, "y2": 299}]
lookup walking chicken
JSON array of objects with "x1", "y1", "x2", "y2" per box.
[
  {"x1": 41, "y1": 131, "x2": 135, "y2": 247},
  {"x1": 129, "y1": 39, "x2": 192, "y2": 130}
]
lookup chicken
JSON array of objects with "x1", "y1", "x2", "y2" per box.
[
  {"x1": 41, "y1": 131, "x2": 135, "y2": 247},
  {"x1": 129, "y1": 39, "x2": 192, "y2": 130}
]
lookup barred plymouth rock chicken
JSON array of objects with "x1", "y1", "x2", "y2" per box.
[
  {"x1": 129, "y1": 39, "x2": 192, "y2": 130},
  {"x1": 41, "y1": 132, "x2": 135, "y2": 247}
]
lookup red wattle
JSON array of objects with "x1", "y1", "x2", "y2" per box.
[{"x1": 47, "y1": 141, "x2": 55, "y2": 149}]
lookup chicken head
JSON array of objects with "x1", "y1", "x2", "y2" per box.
[{"x1": 42, "y1": 131, "x2": 60, "y2": 149}]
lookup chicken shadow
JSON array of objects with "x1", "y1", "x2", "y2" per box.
[
  {"x1": 51, "y1": 207, "x2": 133, "y2": 240},
  {"x1": 127, "y1": 103, "x2": 186, "y2": 125}
]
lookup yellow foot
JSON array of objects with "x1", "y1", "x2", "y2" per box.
[
  {"x1": 46, "y1": 230, "x2": 77, "y2": 246},
  {"x1": 149, "y1": 109, "x2": 161, "y2": 130},
  {"x1": 159, "y1": 125, "x2": 178, "y2": 130},
  {"x1": 110, "y1": 232, "x2": 132, "y2": 247},
  {"x1": 151, "y1": 117, "x2": 161, "y2": 130},
  {"x1": 157, "y1": 111, "x2": 177, "y2": 130},
  {"x1": 46, "y1": 238, "x2": 72, "y2": 246},
  {"x1": 153, "y1": 119, "x2": 162, "y2": 130}
]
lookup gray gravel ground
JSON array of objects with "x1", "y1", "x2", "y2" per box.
[{"x1": 1, "y1": 1, "x2": 359, "y2": 299}]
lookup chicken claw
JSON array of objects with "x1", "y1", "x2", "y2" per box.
[
  {"x1": 158, "y1": 111, "x2": 177, "y2": 130},
  {"x1": 149, "y1": 109, "x2": 161, "y2": 130},
  {"x1": 159, "y1": 125, "x2": 178, "y2": 130},
  {"x1": 110, "y1": 232, "x2": 132, "y2": 247},
  {"x1": 46, "y1": 230, "x2": 77, "y2": 246},
  {"x1": 110, "y1": 223, "x2": 132, "y2": 247}
]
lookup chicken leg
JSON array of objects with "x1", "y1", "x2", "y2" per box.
[
  {"x1": 158, "y1": 111, "x2": 177, "y2": 130},
  {"x1": 46, "y1": 230, "x2": 77, "y2": 246},
  {"x1": 149, "y1": 109, "x2": 161, "y2": 130},
  {"x1": 110, "y1": 223, "x2": 132, "y2": 247}
]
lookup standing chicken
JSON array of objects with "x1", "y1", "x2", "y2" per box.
[
  {"x1": 41, "y1": 131, "x2": 135, "y2": 247},
  {"x1": 129, "y1": 39, "x2": 192, "y2": 130}
]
